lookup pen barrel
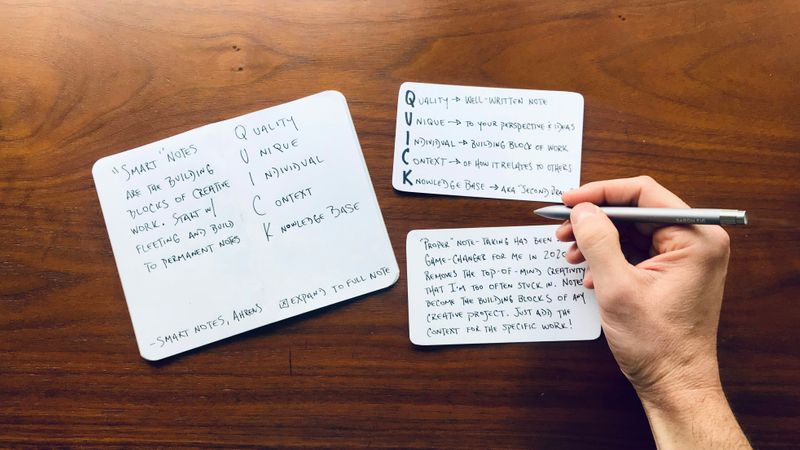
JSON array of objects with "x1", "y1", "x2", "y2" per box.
[{"x1": 599, "y1": 207, "x2": 747, "y2": 225}]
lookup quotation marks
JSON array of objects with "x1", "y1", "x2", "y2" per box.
[{"x1": 112, "y1": 166, "x2": 119, "y2": 175}]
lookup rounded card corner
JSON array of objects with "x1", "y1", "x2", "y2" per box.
[
  {"x1": 387, "y1": 266, "x2": 401, "y2": 286},
  {"x1": 391, "y1": 177, "x2": 406, "y2": 193},
  {"x1": 406, "y1": 230, "x2": 421, "y2": 243},
  {"x1": 91, "y1": 157, "x2": 108, "y2": 179},
  {"x1": 322, "y1": 89, "x2": 347, "y2": 104},
  {"x1": 409, "y1": 333, "x2": 426, "y2": 346},
  {"x1": 139, "y1": 347, "x2": 164, "y2": 362}
]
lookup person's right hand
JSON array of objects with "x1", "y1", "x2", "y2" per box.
[{"x1": 555, "y1": 176, "x2": 749, "y2": 449}]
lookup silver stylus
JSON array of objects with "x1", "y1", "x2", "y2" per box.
[{"x1": 534, "y1": 205, "x2": 748, "y2": 225}]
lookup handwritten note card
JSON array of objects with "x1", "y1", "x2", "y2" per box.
[
  {"x1": 393, "y1": 82, "x2": 584, "y2": 202},
  {"x1": 406, "y1": 226, "x2": 600, "y2": 346},
  {"x1": 93, "y1": 91, "x2": 398, "y2": 360}
]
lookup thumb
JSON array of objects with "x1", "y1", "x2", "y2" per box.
[{"x1": 570, "y1": 203, "x2": 632, "y2": 285}]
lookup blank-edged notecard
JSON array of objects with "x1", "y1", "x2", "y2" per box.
[
  {"x1": 406, "y1": 226, "x2": 600, "y2": 346},
  {"x1": 93, "y1": 91, "x2": 399, "y2": 360},
  {"x1": 393, "y1": 82, "x2": 584, "y2": 202}
]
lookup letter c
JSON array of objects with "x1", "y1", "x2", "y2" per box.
[{"x1": 252, "y1": 195, "x2": 266, "y2": 216}]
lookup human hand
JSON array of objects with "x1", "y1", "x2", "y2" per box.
[
  {"x1": 555, "y1": 176, "x2": 748, "y2": 448},
  {"x1": 556, "y1": 176, "x2": 730, "y2": 398}
]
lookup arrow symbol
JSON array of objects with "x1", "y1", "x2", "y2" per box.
[
  {"x1": 453, "y1": 96, "x2": 461, "y2": 102},
  {"x1": 447, "y1": 119, "x2": 461, "y2": 126},
  {"x1": 459, "y1": 140, "x2": 468, "y2": 145},
  {"x1": 490, "y1": 184, "x2": 499, "y2": 190}
]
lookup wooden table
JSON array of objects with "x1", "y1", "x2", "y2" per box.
[{"x1": 2, "y1": 1, "x2": 798, "y2": 448}]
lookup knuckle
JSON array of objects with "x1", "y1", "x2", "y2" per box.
[
  {"x1": 637, "y1": 175, "x2": 657, "y2": 187},
  {"x1": 597, "y1": 281, "x2": 639, "y2": 313},
  {"x1": 577, "y1": 222, "x2": 619, "y2": 252},
  {"x1": 603, "y1": 283, "x2": 632, "y2": 302},
  {"x1": 705, "y1": 226, "x2": 730, "y2": 257}
]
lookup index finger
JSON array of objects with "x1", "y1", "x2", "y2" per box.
[{"x1": 562, "y1": 176, "x2": 690, "y2": 208}]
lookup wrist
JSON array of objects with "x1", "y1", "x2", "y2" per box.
[
  {"x1": 636, "y1": 378, "x2": 750, "y2": 450},
  {"x1": 638, "y1": 380, "x2": 725, "y2": 418},
  {"x1": 636, "y1": 364, "x2": 729, "y2": 439},
  {"x1": 625, "y1": 341, "x2": 723, "y2": 413}
]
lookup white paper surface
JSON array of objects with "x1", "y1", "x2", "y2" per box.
[
  {"x1": 406, "y1": 226, "x2": 600, "y2": 346},
  {"x1": 393, "y1": 82, "x2": 584, "y2": 202},
  {"x1": 93, "y1": 91, "x2": 398, "y2": 360}
]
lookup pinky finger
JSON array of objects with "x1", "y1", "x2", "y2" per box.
[
  {"x1": 565, "y1": 242, "x2": 585, "y2": 264},
  {"x1": 555, "y1": 220, "x2": 575, "y2": 242},
  {"x1": 583, "y1": 268, "x2": 594, "y2": 289}
]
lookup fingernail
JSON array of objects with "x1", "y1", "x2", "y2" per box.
[{"x1": 570, "y1": 203, "x2": 597, "y2": 225}]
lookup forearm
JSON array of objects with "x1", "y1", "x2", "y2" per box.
[{"x1": 639, "y1": 384, "x2": 751, "y2": 450}]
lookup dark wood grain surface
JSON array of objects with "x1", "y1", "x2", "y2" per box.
[{"x1": 2, "y1": 1, "x2": 799, "y2": 448}]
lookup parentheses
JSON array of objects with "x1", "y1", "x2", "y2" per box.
[
  {"x1": 319, "y1": 287, "x2": 326, "y2": 296},
  {"x1": 271, "y1": 167, "x2": 278, "y2": 178},
  {"x1": 292, "y1": 162, "x2": 300, "y2": 171}
]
